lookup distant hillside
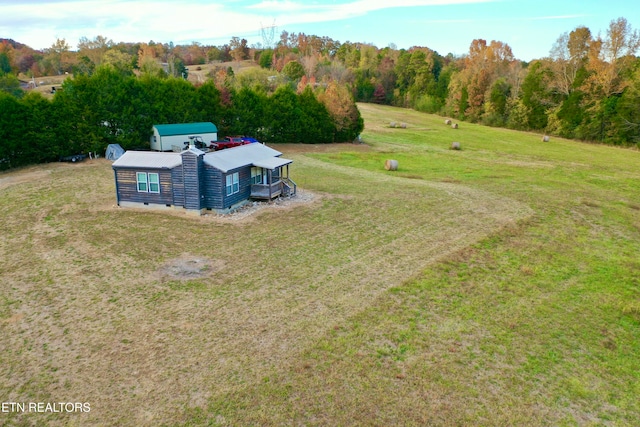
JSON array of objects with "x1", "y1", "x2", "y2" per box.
[{"x1": 0, "y1": 38, "x2": 34, "y2": 51}]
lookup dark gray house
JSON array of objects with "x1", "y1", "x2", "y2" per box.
[{"x1": 112, "y1": 143, "x2": 295, "y2": 214}]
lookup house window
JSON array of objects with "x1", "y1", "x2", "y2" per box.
[
  {"x1": 226, "y1": 172, "x2": 239, "y2": 195},
  {"x1": 251, "y1": 167, "x2": 262, "y2": 185},
  {"x1": 137, "y1": 172, "x2": 160, "y2": 193},
  {"x1": 136, "y1": 172, "x2": 148, "y2": 192},
  {"x1": 148, "y1": 173, "x2": 160, "y2": 193}
]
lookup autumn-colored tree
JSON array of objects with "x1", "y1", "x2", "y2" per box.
[
  {"x1": 44, "y1": 38, "x2": 74, "y2": 75},
  {"x1": 77, "y1": 35, "x2": 114, "y2": 68},
  {"x1": 585, "y1": 18, "x2": 640, "y2": 98},
  {"x1": 576, "y1": 18, "x2": 640, "y2": 141},
  {"x1": 102, "y1": 49, "x2": 134, "y2": 74},
  {"x1": 301, "y1": 55, "x2": 318, "y2": 78},
  {"x1": 375, "y1": 52, "x2": 397, "y2": 104},
  {"x1": 229, "y1": 37, "x2": 249, "y2": 61},
  {"x1": 445, "y1": 39, "x2": 515, "y2": 120},
  {"x1": 137, "y1": 42, "x2": 158, "y2": 70},
  {"x1": 549, "y1": 27, "x2": 591, "y2": 96},
  {"x1": 313, "y1": 61, "x2": 347, "y2": 86},
  {"x1": 317, "y1": 81, "x2": 364, "y2": 141}
]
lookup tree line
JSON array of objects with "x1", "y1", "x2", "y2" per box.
[
  {"x1": 1, "y1": 16, "x2": 639, "y2": 171},
  {"x1": 0, "y1": 63, "x2": 363, "y2": 171}
]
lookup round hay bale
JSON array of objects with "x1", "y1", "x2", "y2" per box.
[
  {"x1": 400, "y1": 122, "x2": 407, "y2": 129},
  {"x1": 445, "y1": 119, "x2": 452, "y2": 125},
  {"x1": 451, "y1": 141, "x2": 461, "y2": 150},
  {"x1": 385, "y1": 159, "x2": 398, "y2": 171},
  {"x1": 542, "y1": 135, "x2": 550, "y2": 142},
  {"x1": 451, "y1": 123, "x2": 459, "y2": 129},
  {"x1": 390, "y1": 121, "x2": 397, "y2": 128}
]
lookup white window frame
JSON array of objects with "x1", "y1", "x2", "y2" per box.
[
  {"x1": 251, "y1": 167, "x2": 262, "y2": 185},
  {"x1": 137, "y1": 172, "x2": 160, "y2": 193},
  {"x1": 148, "y1": 173, "x2": 160, "y2": 193},
  {"x1": 226, "y1": 172, "x2": 239, "y2": 196},
  {"x1": 136, "y1": 172, "x2": 148, "y2": 192}
]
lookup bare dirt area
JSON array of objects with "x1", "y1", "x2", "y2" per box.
[
  {"x1": 158, "y1": 255, "x2": 226, "y2": 281},
  {"x1": 0, "y1": 163, "x2": 62, "y2": 190}
]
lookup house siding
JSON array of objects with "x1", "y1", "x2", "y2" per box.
[
  {"x1": 114, "y1": 168, "x2": 174, "y2": 206},
  {"x1": 181, "y1": 149, "x2": 204, "y2": 210},
  {"x1": 203, "y1": 165, "x2": 224, "y2": 209},
  {"x1": 171, "y1": 167, "x2": 185, "y2": 207},
  {"x1": 223, "y1": 166, "x2": 251, "y2": 209}
]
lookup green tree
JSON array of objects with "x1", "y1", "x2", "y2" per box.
[
  {"x1": 21, "y1": 92, "x2": 60, "y2": 162},
  {"x1": 282, "y1": 60, "x2": 305, "y2": 81},
  {"x1": 613, "y1": 62, "x2": 640, "y2": 145},
  {"x1": 264, "y1": 85, "x2": 303, "y2": 143},
  {"x1": 483, "y1": 77, "x2": 511, "y2": 125},
  {"x1": 196, "y1": 80, "x2": 225, "y2": 127},
  {"x1": 0, "y1": 73, "x2": 22, "y2": 98},
  {"x1": 0, "y1": 92, "x2": 29, "y2": 169},
  {"x1": 102, "y1": 49, "x2": 134, "y2": 75},
  {"x1": 0, "y1": 52, "x2": 11, "y2": 75},
  {"x1": 298, "y1": 85, "x2": 335, "y2": 143},
  {"x1": 258, "y1": 49, "x2": 274, "y2": 69},
  {"x1": 520, "y1": 61, "x2": 551, "y2": 129},
  {"x1": 227, "y1": 87, "x2": 267, "y2": 137}
]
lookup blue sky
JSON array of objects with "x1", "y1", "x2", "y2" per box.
[{"x1": 0, "y1": 0, "x2": 637, "y2": 61}]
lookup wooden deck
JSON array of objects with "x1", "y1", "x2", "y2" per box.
[{"x1": 250, "y1": 182, "x2": 282, "y2": 200}]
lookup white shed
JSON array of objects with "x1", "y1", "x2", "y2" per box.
[{"x1": 150, "y1": 122, "x2": 218, "y2": 151}]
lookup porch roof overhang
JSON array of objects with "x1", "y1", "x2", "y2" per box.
[{"x1": 253, "y1": 157, "x2": 293, "y2": 170}]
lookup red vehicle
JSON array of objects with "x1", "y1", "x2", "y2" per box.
[{"x1": 210, "y1": 136, "x2": 252, "y2": 151}]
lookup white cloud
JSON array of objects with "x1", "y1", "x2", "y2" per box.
[{"x1": 0, "y1": 0, "x2": 496, "y2": 49}]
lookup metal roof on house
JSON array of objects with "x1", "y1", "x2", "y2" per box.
[
  {"x1": 153, "y1": 122, "x2": 218, "y2": 136},
  {"x1": 253, "y1": 156, "x2": 292, "y2": 170},
  {"x1": 112, "y1": 144, "x2": 290, "y2": 172},
  {"x1": 203, "y1": 143, "x2": 285, "y2": 172},
  {"x1": 111, "y1": 151, "x2": 182, "y2": 169}
]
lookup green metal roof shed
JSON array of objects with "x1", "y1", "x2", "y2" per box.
[{"x1": 151, "y1": 122, "x2": 218, "y2": 151}]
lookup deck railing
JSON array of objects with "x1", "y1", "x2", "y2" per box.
[
  {"x1": 250, "y1": 177, "x2": 297, "y2": 200},
  {"x1": 250, "y1": 181, "x2": 282, "y2": 199},
  {"x1": 281, "y1": 177, "x2": 297, "y2": 196}
]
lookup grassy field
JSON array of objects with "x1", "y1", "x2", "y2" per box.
[{"x1": 1, "y1": 104, "x2": 639, "y2": 426}]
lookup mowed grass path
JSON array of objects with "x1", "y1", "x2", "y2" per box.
[{"x1": 1, "y1": 103, "x2": 639, "y2": 426}]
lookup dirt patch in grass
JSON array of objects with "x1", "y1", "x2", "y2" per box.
[
  {"x1": 158, "y1": 255, "x2": 225, "y2": 281},
  {"x1": 0, "y1": 164, "x2": 65, "y2": 190}
]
